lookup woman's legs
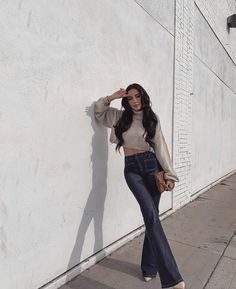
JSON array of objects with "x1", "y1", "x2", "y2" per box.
[
  {"x1": 141, "y1": 174, "x2": 161, "y2": 277},
  {"x1": 124, "y1": 170, "x2": 184, "y2": 288},
  {"x1": 141, "y1": 230, "x2": 159, "y2": 277}
]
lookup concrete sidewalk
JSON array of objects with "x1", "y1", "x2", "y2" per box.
[{"x1": 59, "y1": 173, "x2": 236, "y2": 289}]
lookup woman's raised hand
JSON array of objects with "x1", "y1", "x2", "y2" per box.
[{"x1": 109, "y1": 88, "x2": 128, "y2": 101}]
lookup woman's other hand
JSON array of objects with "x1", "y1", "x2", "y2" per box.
[{"x1": 165, "y1": 180, "x2": 175, "y2": 191}]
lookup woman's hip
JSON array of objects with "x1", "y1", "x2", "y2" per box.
[{"x1": 124, "y1": 150, "x2": 162, "y2": 174}]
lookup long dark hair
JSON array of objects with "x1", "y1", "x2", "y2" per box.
[{"x1": 114, "y1": 83, "x2": 158, "y2": 153}]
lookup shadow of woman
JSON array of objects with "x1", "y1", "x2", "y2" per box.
[{"x1": 64, "y1": 103, "x2": 109, "y2": 285}]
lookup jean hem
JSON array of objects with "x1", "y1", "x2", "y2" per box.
[{"x1": 161, "y1": 278, "x2": 184, "y2": 288}]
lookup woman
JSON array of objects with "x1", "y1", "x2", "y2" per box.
[{"x1": 94, "y1": 83, "x2": 185, "y2": 289}]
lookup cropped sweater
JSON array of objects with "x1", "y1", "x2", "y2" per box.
[{"x1": 94, "y1": 96, "x2": 179, "y2": 182}]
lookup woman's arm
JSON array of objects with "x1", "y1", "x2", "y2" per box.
[
  {"x1": 94, "y1": 88, "x2": 127, "y2": 128},
  {"x1": 94, "y1": 96, "x2": 122, "y2": 128},
  {"x1": 153, "y1": 115, "x2": 179, "y2": 182}
]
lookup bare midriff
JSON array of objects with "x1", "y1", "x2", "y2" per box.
[{"x1": 123, "y1": 146, "x2": 147, "y2": 156}]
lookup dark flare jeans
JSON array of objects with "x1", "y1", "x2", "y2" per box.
[{"x1": 123, "y1": 151, "x2": 184, "y2": 288}]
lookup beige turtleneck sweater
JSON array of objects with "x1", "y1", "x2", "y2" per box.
[{"x1": 94, "y1": 96, "x2": 179, "y2": 182}]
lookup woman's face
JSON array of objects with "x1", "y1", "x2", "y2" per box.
[{"x1": 126, "y1": 88, "x2": 142, "y2": 111}]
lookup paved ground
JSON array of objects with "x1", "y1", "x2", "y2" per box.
[{"x1": 59, "y1": 173, "x2": 236, "y2": 289}]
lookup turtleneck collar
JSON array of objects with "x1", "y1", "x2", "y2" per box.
[{"x1": 132, "y1": 108, "x2": 143, "y2": 120}]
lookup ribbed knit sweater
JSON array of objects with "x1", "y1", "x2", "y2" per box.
[{"x1": 94, "y1": 96, "x2": 179, "y2": 182}]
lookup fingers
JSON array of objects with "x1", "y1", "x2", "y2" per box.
[
  {"x1": 114, "y1": 88, "x2": 127, "y2": 98},
  {"x1": 165, "y1": 180, "x2": 175, "y2": 191},
  {"x1": 167, "y1": 182, "x2": 175, "y2": 191},
  {"x1": 119, "y1": 88, "x2": 127, "y2": 96}
]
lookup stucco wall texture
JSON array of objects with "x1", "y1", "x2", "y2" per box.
[{"x1": 0, "y1": 1, "x2": 235, "y2": 289}]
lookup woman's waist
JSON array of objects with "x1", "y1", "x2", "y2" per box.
[
  {"x1": 123, "y1": 146, "x2": 147, "y2": 156},
  {"x1": 124, "y1": 148, "x2": 157, "y2": 164},
  {"x1": 124, "y1": 150, "x2": 162, "y2": 172}
]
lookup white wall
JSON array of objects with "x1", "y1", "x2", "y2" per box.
[
  {"x1": 0, "y1": 1, "x2": 175, "y2": 289},
  {"x1": 1, "y1": 1, "x2": 236, "y2": 289},
  {"x1": 192, "y1": 2, "x2": 236, "y2": 193}
]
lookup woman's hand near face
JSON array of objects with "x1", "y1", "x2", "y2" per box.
[{"x1": 107, "y1": 88, "x2": 127, "y2": 102}]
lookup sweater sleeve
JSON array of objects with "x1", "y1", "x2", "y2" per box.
[
  {"x1": 94, "y1": 96, "x2": 123, "y2": 128},
  {"x1": 153, "y1": 115, "x2": 179, "y2": 182}
]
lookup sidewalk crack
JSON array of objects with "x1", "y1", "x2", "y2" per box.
[{"x1": 202, "y1": 231, "x2": 236, "y2": 289}]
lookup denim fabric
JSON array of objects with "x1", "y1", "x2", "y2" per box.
[{"x1": 124, "y1": 151, "x2": 184, "y2": 288}]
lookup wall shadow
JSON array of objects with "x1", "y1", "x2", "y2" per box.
[{"x1": 64, "y1": 102, "x2": 109, "y2": 285}]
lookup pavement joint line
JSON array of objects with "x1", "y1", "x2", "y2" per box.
[
  {"x1": 197, "y1": 196, "x2": 236, "y2": 203},
  {"x1": 202, "y1": 231, "x2": 236, "y2": 289},
  {"x1": 168, "y1": 238, "x2": 230, "y2": 256},
  {"x1": 224, "y1": 255, "x2": 236, "y2": 261},
  {"x1": 167, "y1": 238, "x2": 208, "y2": 250}
]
